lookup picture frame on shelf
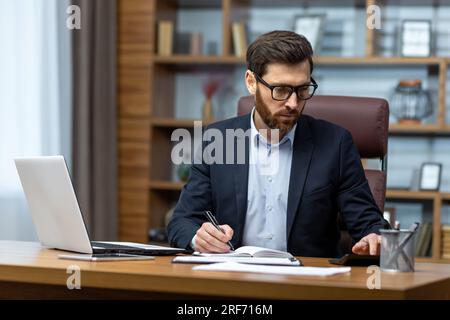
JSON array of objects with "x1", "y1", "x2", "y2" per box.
[
  {"x1": 419, "y1": 162, "x2": 442, "y2": 191},
  {"x1": 293, "y1": 14, "x2": 326, "y2": 53},
  {"x1": 400, "y1": 20, "x2": 432, "y2": 57}
]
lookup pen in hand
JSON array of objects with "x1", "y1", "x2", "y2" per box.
[{"x1": 203, "y1": 210, "x2": 235, "y2": 251}]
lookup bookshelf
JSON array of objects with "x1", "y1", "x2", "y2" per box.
[
  {"x1": 385, "y1": 190, "x2": 450, "y2": 261},
  {"x1": 118, "y1": 0, "x2": 450, "y2": 260},
  {"x1": 386, "y1": 189, "x2": 439, "y2": 259}
]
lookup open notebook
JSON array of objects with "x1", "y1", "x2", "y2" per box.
[
  {"x1": 173, "y1": 246, "x2": 301, "y2": 266},
  {"x1": 194, "y1": 246, "x2": 295, "y2": 259}
]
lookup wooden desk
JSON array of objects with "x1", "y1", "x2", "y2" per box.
[{"x1": 0, "y1": 241, "x2": 449, "y2": 299}]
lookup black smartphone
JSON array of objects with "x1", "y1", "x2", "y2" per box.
[{"x1": 329, "y1": 254, "x2": 380, "y2": 266}]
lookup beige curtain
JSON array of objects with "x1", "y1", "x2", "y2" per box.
[{"x1": 71, "y1": 0, "x2": 117, "y2": 240}]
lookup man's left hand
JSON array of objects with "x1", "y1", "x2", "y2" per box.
[{"x1": 352, "y1": 233, "x2": 381, "y2": 255}]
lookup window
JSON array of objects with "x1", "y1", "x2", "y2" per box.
[{"x1": 0, "y1": 0, "x2": 72, "y2": 240}]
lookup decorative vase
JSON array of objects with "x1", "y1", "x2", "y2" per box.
[{"x1": 202, "y1": 97, "x2": 214, "y2": 123}]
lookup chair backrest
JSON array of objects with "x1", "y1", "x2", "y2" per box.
[{"x1": 237, "y1": 95, "x2": 389, "y2": 212}]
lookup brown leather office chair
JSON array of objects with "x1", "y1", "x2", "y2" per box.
[{"x1": 237, "y1": 95, "x2": 389, "y2": 253}]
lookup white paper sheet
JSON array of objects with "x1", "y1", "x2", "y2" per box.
[{"x1": 193, "y1": 261, "x2": 351, "y2": 276}]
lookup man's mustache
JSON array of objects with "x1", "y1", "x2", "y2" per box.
[{"x1": 275, "y1": 109, "x2": 300, "y2": 117}]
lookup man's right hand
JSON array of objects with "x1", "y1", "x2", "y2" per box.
[{"x1": 194, "y1": 222, "x2": 234, "y2": 253}]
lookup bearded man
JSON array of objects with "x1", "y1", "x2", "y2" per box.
[{"x1": 167, "y1": 30, "x2": 389, "y2": 258}]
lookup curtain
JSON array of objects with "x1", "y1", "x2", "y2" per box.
[
  {"x1": 71, "y1": 0, "x2": 118, "y2": 240},
  {"x1": 0, "y1": 0, "x2": 72, "y2": 240}
]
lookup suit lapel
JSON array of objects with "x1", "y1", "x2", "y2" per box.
[
  {"x1": 233, "y1": 113, "x2": 251, "y2": 245},
  {"x1": 286, "y1": 116, "x2": 314, "y2": 240}
]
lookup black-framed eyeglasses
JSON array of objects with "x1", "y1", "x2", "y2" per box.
[{"x1": 253, "y1": 72, "x2": 318, "y2": 101}]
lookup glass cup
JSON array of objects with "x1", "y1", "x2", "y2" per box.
[{"x1": 380, "y1": 229, "x2": 415, "y2": 272}]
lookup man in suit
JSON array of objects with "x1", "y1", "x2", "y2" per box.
[{"x1": 167, "y1": 30, "x2": 390, "y2": 257}]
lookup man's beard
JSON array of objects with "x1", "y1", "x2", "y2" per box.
[{"x1": 255, "y1": 88, "x2": 303, "y2": 137}]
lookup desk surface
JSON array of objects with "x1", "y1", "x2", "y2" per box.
[{"x1": 0, "y1": 241, "x2": 449, "y2": 299}]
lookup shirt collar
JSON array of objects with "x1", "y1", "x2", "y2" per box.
[{"x1": 250, "y1": 107, "x2": 297, "y2": 148}]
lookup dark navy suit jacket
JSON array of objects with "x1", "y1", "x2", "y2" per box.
[{"x1": 167, "y1": 113, "x2": 389, "y2": 257}]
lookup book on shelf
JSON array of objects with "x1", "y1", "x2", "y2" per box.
[
  {"x1": 157, "y1": 20, "x2": 174, "y2": 56},
  {"x1": 174, "y1": 32, "x2": 191, "y2": 54},
  {"x1": 441, "y1": 224, "x2": 450, "y2": 258},
  {"x1": 417, "y1": 222, "x2": 432, "y2": 257},
  {"x1": 231, "y1": 22, "x2": 248, "y2": 57},
  {"x1": 425, "y1": 235, "x2": 433, "y2": 257},
  {"x1": 190, "y1": 33, "x2": 203, "y2": 55},
  {"x1": 442, "y1": 224, "x2": 450, "y2": 234},
  {"x1": 414, "y1": 223, "x2": 424, "y2": 256},
  {"x1": 174, "y1": 32, "x2": 204, "y2": 55},
  {"x1": 424, "y1": 223, "x2": 433, "y2": 257}
]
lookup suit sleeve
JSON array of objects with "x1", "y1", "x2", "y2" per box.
[
  {"x1": 166, "y1": 154, "x2": 212, "y2": 250},
  {"x1": 336, "y1": 130, "x2": 390, "y2": 241}
]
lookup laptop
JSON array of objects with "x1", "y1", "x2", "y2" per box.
[{"x1": 14, "y1": 156, "x2": 186, "y2": 256}]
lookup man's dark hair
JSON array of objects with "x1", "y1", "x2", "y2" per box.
[{"x1": 246, "y1": 30, "x2": 314, "y2": 76}]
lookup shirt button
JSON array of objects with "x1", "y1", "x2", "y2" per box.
[
  {"x1": 267, "y1": 205, "x2": 272, "y2": 211},
  {"x1": 267, "y1": 177, "x2": 272, "y2": 182}
]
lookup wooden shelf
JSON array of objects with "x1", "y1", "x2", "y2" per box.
[
  {"x1": 165, "y1": 0, "x2": 222, "y2": 9},
  {"x1": 149, "y1": 180, "x2": 184, "y2": 191},
  {"x1": 148, "y1": 185, "x2": 450, "y2": 199},
  {"x1": 236, "y1": 0, "x2": 368, "y2": 7},
  {"x1": 389, "y1": 124, "x2": 450, "y2": 135},
  {"x1": 375, "y1": 0, "x2": 450, "y2": 6},
  {"x1": 153, "y1": 55, "x2": 446, "y2": 66},
  {"x1": 245, "y1": 0, "x2": 450, "y2": 7},
  {"x1": 149, "y1": 184, "x2": 449, "y2": 198},
  {"x1": 152, "y1": 118, "x2": 204, "y2": 128},
  {"x1": 152, "y1": 118, "x2": 215, "y2": 129},
  {"x1": 151, "y1": 119, "x2": 450, "y2": 134},
  {"x1": 149, "y1": 185, "x2": 449, "y2": 200},
  {"x1": 153, "y1": 55, "x2": 244, "y2": 65},
  {"x1": 386, "y1": 189, "x2": 440, "y2": 200},
  {"x1": 387, "y1": 190, "x2": 450, "y2": 200},
  {"x1": 315, "y1": 56, "x2": 444, "y2": 65}
]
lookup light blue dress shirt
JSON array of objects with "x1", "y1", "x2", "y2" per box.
[
  {"x1": 191, "y1": 107, "x2": 296, "y2": 251},
  {"x1": 242, "y1": 107, "x2": 296, "y2": 251}
]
